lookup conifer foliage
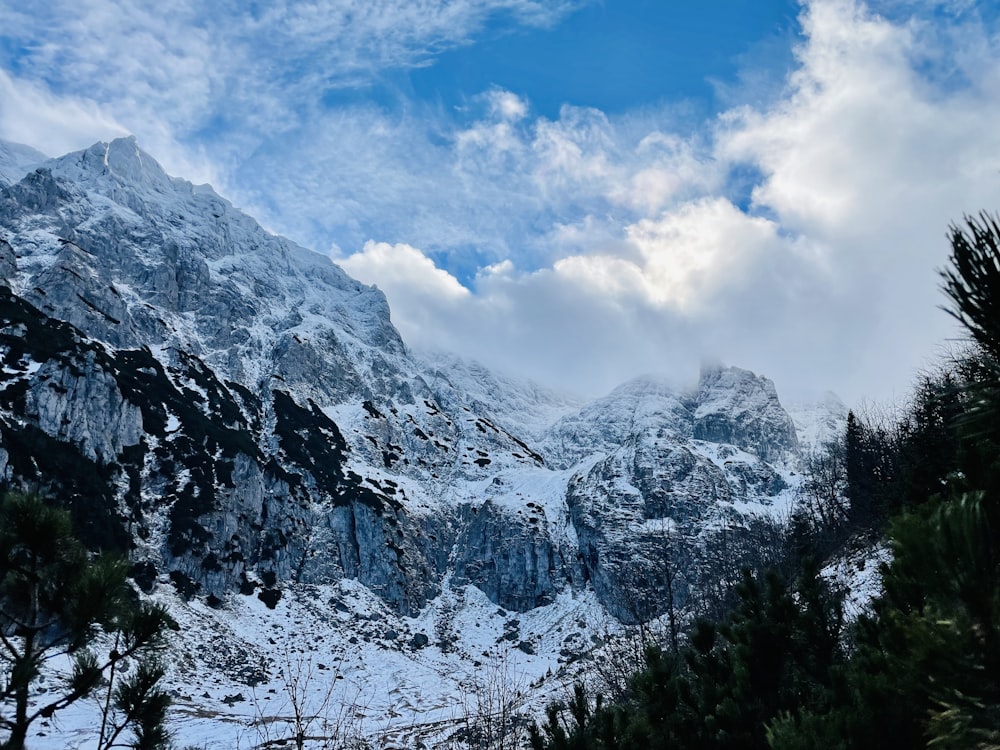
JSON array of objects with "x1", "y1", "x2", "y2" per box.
[
  {"x1": 0, "y1": 493, "x2": 174, "y2": 750},
  {"x1": 530, "y1": 211, "x2": 1000, "y2": 750},
  {"x1": 530, "y1": 564, "x2": 845, "y2": 750}
]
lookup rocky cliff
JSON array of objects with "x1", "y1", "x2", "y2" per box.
[{"x1": 0, "y1": 137, "x2": 838, "y2": 629}]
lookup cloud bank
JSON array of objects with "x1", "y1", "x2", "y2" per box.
[
  {"x1": 2, "y1": 0, "x2": 999, "y2": 406},
  {"x1": 336, "y1": 1, "x2": 1000, "y2": 403}
]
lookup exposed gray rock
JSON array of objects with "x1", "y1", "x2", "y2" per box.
[
  {"x1": 566, "y1": 429, "x2": 788, "y2": 622},
  {"x1": 0, "y1": 136, "x2": 836, "y2": 628},
  {"x1": 0, "y1": 239, "x2": 15, "y2": 283},
  {"x1": 451, "y1": 501, "x2": 581, "y2": 612},
  {"x1": 692, "y1": 363, "x2": 799, "y2": 461},
  {"x1": 23, "y1": 355, "x2": 143, "y2": 463}
]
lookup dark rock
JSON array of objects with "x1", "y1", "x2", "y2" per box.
[
  {"x1": 257, "y1": 588, "x2": 281, "y2": 609},
  {"x1": 130, "y1": 561, "x2": 158, "y2": 593}
]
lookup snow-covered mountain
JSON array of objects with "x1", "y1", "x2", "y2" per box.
[
  {"x1": 0, "y1": 138, "x2": 846, "y2": 747},
  {"x1": 0, "y1": 141, "x2": 46, "y2": 188}
]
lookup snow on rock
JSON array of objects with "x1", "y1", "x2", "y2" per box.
[
  {"x1": 787, "y1": 391, "x2": 849, "y2": 455},
  {"x1": 0, "y1": 137, "x2": 849, "y2": 748},
  {"x1": 822, "y1": 540, "x2": 892, "y2": 621},
  {"x1": 693, "y1": 362, "x2": 799, "y2": 462}
]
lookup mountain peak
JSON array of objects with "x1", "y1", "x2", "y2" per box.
[
  {"x1": 62, "y1": 136, "x2": 175, "y2": 193},
  {"x1": 693, "y1": 363, "x2": 798, "y2": 460},
  {"x1": 105, "y1": 136, "x2": 159, "y2": 181},
  {"x1": 0, "y1": 140, "x2": 47, "y2": 187}
]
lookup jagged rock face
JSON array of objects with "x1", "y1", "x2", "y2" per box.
[
  {"x1": 0, "y1": 139, "x2": 557, "y2": 616},
  {"x1": 0, "y1": 137, "x2": 831, "y2": 625},
  {"x1": 693, "y1": 364, "x2": 799, "y2": 461},
  {"x1": 0, "y1": 140, "x2": 405, "y2": 404},
  {"x1": 0, "y1": 239, "x2": 16, "y2": 281},
  {"x1": 566, "y1": 430, "x2": 788, "y2": 622},
  {"x1": 538, "y1": 377, "x2": 694, "y2": 470},
  {"x1": 451, "y1": 501, "x2": 584, "y2": 612},
  {"x1": 0, "y1": 285, "x2": 438, "y2": 611}
]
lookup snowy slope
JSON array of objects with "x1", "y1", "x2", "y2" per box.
[
  {"x1": 0, "y1": 137, "x2": 851, "y2": 748},
  {"x1": 0, "y1": 140, "x2": 46, "y2": 187},
  {"x1": 787, "y1": 391, "x2": 849, "y2": 454}
]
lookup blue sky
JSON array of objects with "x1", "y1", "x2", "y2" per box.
[
  {"x1": 1, "y1": 0, "x2": 999, "y2": 406},
  {"x1": 402, "y1": 0, "x2": 800, "y2": 117}
]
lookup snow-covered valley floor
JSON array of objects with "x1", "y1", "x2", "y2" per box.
[{"x1": 31, "y1": 579, "x2": 622, "y2": 749}]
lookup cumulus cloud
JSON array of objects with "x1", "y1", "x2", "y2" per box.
[
  {"x1": 337, "y1": 223, "x2": 829, "y2": 399},
  {"x1": 2, "y1": 0, "x2": 998, "y2": 406},
  {"x1": 719, "y1": 0, "x2": 1000, "y2": 242},
  {"x1": 339, "y1": 241, "x2": 470, "y2": 302},
  {"x1": 619, "y1": 198, "x2": 781, "y2": 312},
  {"x1": 337, "y1": 240, "x2": 474, "y2": 346},
  {"x1": 338, "y1": 238, "x2": 694, "y2": 394},
  {"x1": 486, "y1": 89, "x2": 530, "y2": 121},
  {"x1": 712, "y1": 0, "x2": 1000, "y2": 400},
  {"x1": 331, "y1": 0, "x2": 1000, "y2": 404}
]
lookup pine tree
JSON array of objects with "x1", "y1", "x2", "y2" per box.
[
  {"x1": 0, "y1": 493, "x2": 173, "y2": 750},
  {"x1": 844, "y1": 411, "x2": 886, "y2": 526},
  {"x1": 772, "y1": 212, "x2": 1000, "y2": 749},
  {"x1": 529, "y1": 566, "x2": 845, "y2": 750}
]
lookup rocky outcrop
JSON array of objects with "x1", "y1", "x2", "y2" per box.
[
  {"x1": 451, "y1": 501, "x2": 582, "y2": 611},
  {"x1": 692, "y1": 363, "x2": 799, "y2": 461},
  {"x1": 566, "y1": 427, "x2": 789, "y2": 622},
  {"x1": 538, "y1": 376, "x2": 693, "y2": 469},
  {"x1": 0, "y1": 239, "x2": 15, "y2": 283},
  {"x1": 0, "y1": 137, "x2": 832, "y2": 627},
  {"x1": 0, "y1": 284, "x2": 434, "y2": 611}
]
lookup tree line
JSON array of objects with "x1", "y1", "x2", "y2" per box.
[{"x1": 530, "y1": 212, "x2": 1000, "y2": 750}]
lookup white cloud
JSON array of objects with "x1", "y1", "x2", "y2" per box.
[
  {"x1": 322, "y1": 0, "x2": 1000, "y2": 405},
  {"x1": 709, "y1": 0, "x2": 1000, "y2": 400},
  {"x1": 621, "y1": 198, "x2": 781, "y2": 312},
  {"x1": 720, "y1": 0, "x2": 1000, "y2": 240},
  {"x1": 0, "y1": 70, "x2": 128, "y2": 156},
  {"x1": 615, "y1": 140, "x2": 710, "y2": 214},
  {"x1": 536, "y1": 199, "x2": 780, "y2": 316},
  {"x1": 339, "y1": 241, "x2": 470, "y2": 302},
  {"x1": 2, "y1": 0, "x2": 998, "y2": 407},
  {"x1": 486, "y1": 89, "x2": 529, "y2": 121},
  {"x1": 336, "y1": 240, "x2": 472, "y2": 344},
  {"x1": 333, "y1": 239, "x2": 698, "y2": 394}
]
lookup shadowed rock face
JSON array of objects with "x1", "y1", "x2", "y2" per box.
[
  {"x1": 0, "y1": 137, "x2": 833, "y2": 623},
  {"x1": 450, "y1": 500, "x2": 584, "y2": 612}
]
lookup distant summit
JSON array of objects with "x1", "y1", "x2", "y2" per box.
[
  {"x1": 0, "y1": 137, "x2": 844, "y2": 746},
  {"x1": 0, "y1": 139, "x2": 47, "y2": 187}
]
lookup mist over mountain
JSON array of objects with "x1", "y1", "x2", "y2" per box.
[{"x1": 0, "y1": 138, "x2": 845, "y2": 747}]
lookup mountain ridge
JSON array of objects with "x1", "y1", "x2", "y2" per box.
[{"x1": 0, "y1": 136, "x2": 846, "y2": 747}]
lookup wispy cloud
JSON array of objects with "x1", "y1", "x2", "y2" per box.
[
  {"x1": 0, "y1": 0, "x2": 583, "y2": 142},
  {"x1": 1, "y1": 0, "x2": 998, "y2": 405},
  {"x1": 335, "y1": 0, "x2": 1000, "y2": 403},
  {"x1": 0, "y1": 70, "x2": 128, "y2": 158}
]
